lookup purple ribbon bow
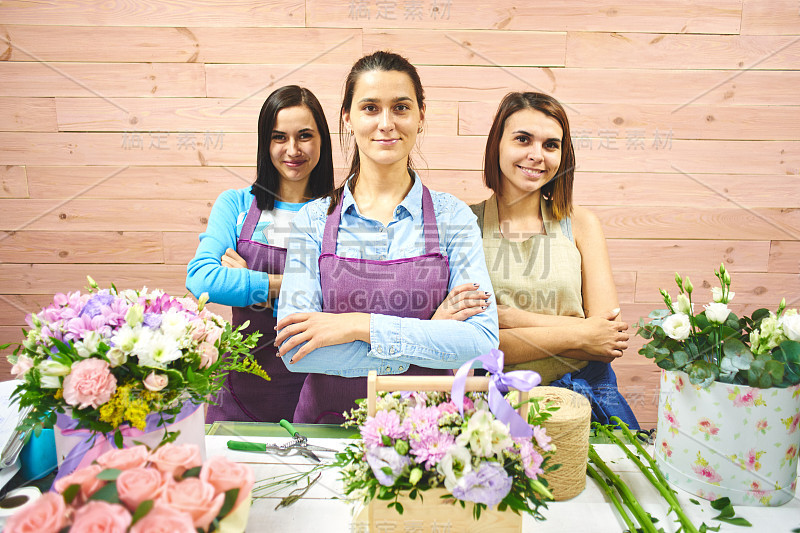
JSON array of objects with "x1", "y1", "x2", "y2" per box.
[{"x1": 451, "y1": 349, "x2": 541, "y2": 438}]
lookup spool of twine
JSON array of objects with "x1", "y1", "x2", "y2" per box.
[{"x1": 528, "y1": 386, "x2": 591, "y2": 501}]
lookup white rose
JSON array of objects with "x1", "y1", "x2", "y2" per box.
[
  {"x1": 704, "y1": 302, "x2": 730, "y2": 324},
  {"x1": 38, "y1": 360, "x2": 71, "y2": 376},
  {"x1": 143, "y1": 371, "x2": 169, "y2": 392},
  {"x1": 662, "y1": 313, "x2": 692, "y2": 341},
  {"x1": 780, "y1": 313, "x2": 800, "y2": 342},
  {"x1": 676, "y1": 294, "x2": 694, "y2": 315},
  {"x1": 106, "y1": 347, "x2": 128, "y2": 367},
  {"x1": 711, "y1": 287, "x2": 735, "y2": 303}
]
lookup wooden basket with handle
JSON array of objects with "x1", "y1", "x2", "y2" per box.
[{"x1": 354, "y1": 370, "x2": 526, "y2": 532}]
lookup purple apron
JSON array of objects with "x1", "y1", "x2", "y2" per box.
[
  {"x1": 293, "y1": 185, "x2": 451, "y2": 424},
  {"x1": 206, "y1": 198, "x2": 307, "y2": 423}
]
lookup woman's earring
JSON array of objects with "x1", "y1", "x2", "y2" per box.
[{"x1": 417, "y1": 125, "x2": 423, "y2": 133}]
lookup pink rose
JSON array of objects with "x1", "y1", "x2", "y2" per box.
[
  {"x1": 11, "y1": 354, "x2": 34, "y2": 377},
  {"x1": 116, "y1": 467, "x2": 168, "y2": 511},
  {"x1": 188, "y1": 318, "x2": 207, "y2": 341},
  {"x1": 200, "y1": 455, "x2": 254, "y2": 510},
  {"x1": 4, "y1": 492, "x2": 66, "y2": 533},
  {"x1": 149, "y1": 443, "x2": 202, "y2": 478},
  {"x1": 198, "y1": 341, "x2": 219, "y2": 369},
  {"x1": 96, "y1": 445, "x2": 149, "y2": 471},
  {"x1": 70, "y1": 501, "x2": 131, "y2": 533},
  {"x1": 62, "y1": 358, "x2": 117, "y2": 409},
  {"x1": 129, "y1": 503, "x2": 195, "y2": 533},
  {"x1": 54, "y1": 464, "x2": 105, "y2": 503},
  {"x1": 143, "y1": 371, "x2": 169, "y2": 392},
  {"x1": 160, "y1": 478, "x2": 224, "y2": 530}
]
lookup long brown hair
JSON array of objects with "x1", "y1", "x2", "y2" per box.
[
  {"x1": 483, "y1": 92, "x2": 575, "y2": 220},
  {"x1": 327, "y1": 51, "x2": 425, "y2": 215}
]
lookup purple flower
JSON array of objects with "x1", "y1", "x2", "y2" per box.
[
  {"x1": 361, "y1": 410, "x2": 406, "y2": 448},
  {"x1": 451, "y1": 461, "x2": 512, "y2": 508},
  {"x1": 410, "y1": 429, "x2": 455, "y2": 469},
  {"x1": 80, "y1": 293, "x2": 116, "y2": 318},
  {"x1": 366, "y1": 446, "x2": 411, "y2": 486},
  {"x1": 532, "y1": 426, "x2": 552, "y2": 451},
  {"x1": 514, "y1": 437, "x2": 545, "y2": 479},
  {"x1": 142, "y1": 312, "x2": 163, "y2": 329}
]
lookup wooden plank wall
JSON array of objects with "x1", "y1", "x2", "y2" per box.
[{"x1": 1, "y1": 0, "x2": 798, "y2": 427}]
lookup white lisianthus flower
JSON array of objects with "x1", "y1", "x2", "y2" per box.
[
  {"x1": 112, "y1": 324, "x2": 141, "y2": 353},
  {"x1": 39, "y1": 360, "x2": 71, "y2": 376},
  {"x1": 456, "y1": 409, "x2": 495, "y2": 457},
  {"x1": 106, "y1": 347, "x2": 128, "y2": 367},
  {"x1": 704, "y1": 303, "x2": 730, "y2": 324},
  {"x1": 662, "y1": 313, "x2": 692, "y2": 341},
  {"x1": 711, "y1": 287, "x2": 735, "y2": 303},
  {"x1": 125, "y1": 303, "x2": 144, "y2": 327},
  {"x1": 40, "y1": 375, "x2": 62, "y2": 389},
  {"x1": 437, "y1": 445, "x2": 472, "y2": 491},
  {"x1": 75, "y1": 330, "x2": 102, "y2": 358},
  {"x1": 676, "y1": 294, "x2": 693, "y2": 315},
  {"x1": 489, "y1": 419, "x2": 514, "y2": 458},
  {"x1": 779, "y1": 311, "x2": 800, "y2": 342}
]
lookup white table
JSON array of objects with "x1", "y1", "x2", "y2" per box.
[{"x1": 208, "y1": 436, "x2": 800, "y2": 532}]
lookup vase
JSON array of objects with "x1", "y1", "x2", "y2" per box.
[
  {"x1": 53, "y1": 401, "x2": 206, "y2": 479},
  {"x1": 655, "y1": 369, "x2": 800, "y2": 506},
  {"x1": 353, "y1": 488, "x2": 522, "y2": 532}
]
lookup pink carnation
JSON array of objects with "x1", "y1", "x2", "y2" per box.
[{"x1": 62, "y1": 358, "x2": 117, "y2": 409}]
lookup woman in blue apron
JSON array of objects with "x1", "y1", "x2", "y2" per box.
[
  {"x1": 186, "y1": 85, "x2": 334, "y2": 422},
  {"x1": 464, "y1": 92, "x2": 638, "y2": 428},
  {"x1": 274, "y1": 51, "x2": 499, "y2": 424}
]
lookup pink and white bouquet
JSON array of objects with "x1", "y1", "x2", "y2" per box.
[
  {"x1": 336, "y1": 351, "x2": 557, "y2": 520},
  {"x1": 5, "y1": 277, "x2": 268, "y2": 439},
  {"x1": 4, "y1": 443, "x2": 253, "y2": 533}
]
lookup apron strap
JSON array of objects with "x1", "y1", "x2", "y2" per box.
[
  {"x1": 321, "y1": 194, "x2": 344, "y2": 256},
  {"x1": 240, "y1": 196, "x2": 262, "y2": 241},
  {"x1": 421, "y1": 185, "x2": 440, "y2": 255}
]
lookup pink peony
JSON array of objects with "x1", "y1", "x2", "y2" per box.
[
  {"x1": 149, "y1": 443, "x2": 203, "y2": 478},
  {"x1": 143, "y1": 371, "x2": 169, "y2": 391},
  {"x1": 200, "y1": 455, "x2": 254, "y2": 510},
  {"x1": 116, "y1": 467, "x2": 169, "y2": 511},
  {"x1": 198, "y1": 341, "x2": 219, "y2": 369},
  {"x1": 96, "y1": 445, "x2": 149, "y2": 471},
  {"x1": 160, "y1": 478, "x2": 224, "y2": 530},
  {"x1": 4, "y1": 492, "x2": 66, "y2": 533},
  {"x1": 70, "y1": 501, "x2": 131, "y2": 533},
  {"x1": 128, "y1": 503, "x2": 196, "y2": 533},
  {"x1": 62, "y1": 358, "x2": 117, "y2": 409},
  {"x1": 54, "y1": 464, "x2": 105, "y2": 504}
]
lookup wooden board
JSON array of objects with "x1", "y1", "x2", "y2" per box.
[
  {"x1": 741, "y1": 0, "x2": 800, "y2": 35},
  {"x1": 458, "y1": 101, "x2": 800, "y2": 141},
  {"x1": 0, "y1": 231, "x2": 164, "y2": 263},
  {"x1": 768, "y1": 241, "x2": 800, "y2": 273},
  {"x1": 0, "y1": 25, "x2": 361, "y2": 64},
  {"x1": 635, "y1": 271, "x2": 800, "y2": 305},
  {"x1": 607, "y1": 240, "x2": 770, "y2": 273},
  {"x1": 0, "y1": 0, "x2": 304, "y2": 27},
  {"x1": 566, "y1": 33, "x2": 800, "y2": 69},
  {"x1": 0, "y1": 63, "x2": 206, "y2": 97},
  {"x1": 0, "y1": 264, "x2": 189, "y2": 295},
  {"x1": 0, "y1": 294, "x2": 60, "y2": 324},
  {"x1": 0, "y1": 165, "x2": 28, "y2": 198},
  {"x1": 363, "y1": 29, "x2": 566, "y2": 66},
  {"x1": 306, "y1": 0, "x2": 742, "y2": 33},
  {"x1": 0, "y1": 97, "x2": 58, "y2": 132}
]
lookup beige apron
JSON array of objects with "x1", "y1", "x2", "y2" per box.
[{"x1": 472, "y1": 194, "x2": 588, "y2": 384}]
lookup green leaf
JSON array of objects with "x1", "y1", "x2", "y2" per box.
[
  {"x1": 689, "y1": 498, "x2": 700, "y2": 505},
  {"x1": 695, "y1": 312, "x2": 710, "y2": 330},
  {"x1": 182, "y1": 466, "x2": 202, "y2": 478},
  {"x1": 114, "y1": 429, "x2": 123, "y2": 449},
  {"x1": 131, "y1": 500, "x2": 154, "y2": 526},
  {"x1": 765, "y1": 360, "x2": 785, "y2": 386},
  {"x1": 381, "y1": 466, "x2": 393, "y2": 476},
  {"x1": 96, "y1": 468, "x2": 122, "y2": 481},
  {"x1": 710, "y1": 497, "x2": 731, "y2": 510},
  {"x1": 394, "y1": 501, "x2": 404, "y2": 515},
  {"x1": 715, "y1": 517, "x2": 752, "y2": 527},
  {"x1": 88, "y1": 482, "x2": 120, "y2": 504},
  {"x1": 700, "y1": 523, "x2": 722, "y2": 532},
  {"x1": 778, "y1": 340, "x2": 800, "y2": 365},
  {"x1": 751, "y1": 308, "x2": 770, "y2": 324},
  {"x1": 688, "y1": 360, "x2": 719, "y2": 387},
  {"x1": 673, "y1": 350, "x2": 689, "y2": 367},
  {"x1": 63, "y1": 483, "x2": 81, "y2": 504},
  {"x1": 218, "y1": 488, "x2": 240, "y2": 518}
]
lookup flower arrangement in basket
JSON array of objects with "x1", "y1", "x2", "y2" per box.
[
  {"x1": 4, "y1": 277, "x2": 267, "y2": 456},
  {"x1": 4, "y1": 443, "x2": 254, "y2": 533},
  {"x1": 336, "y1": 350, "x2": 557, "y2": 522},
  {"x1": 636, "y1": 263, "x2": 800, "y2": 388}
]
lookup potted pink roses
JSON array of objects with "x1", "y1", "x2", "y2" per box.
[{"x1": 5, "y1": 443, "x2": 253, "y2": 533}]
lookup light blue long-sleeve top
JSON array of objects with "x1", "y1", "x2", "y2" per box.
[
  {"x1": 277, "y1": 173, "x2": 500, "y2": 377},
  {"x1": 186, "y1": 187, "x2": 305, "y2": 308}
]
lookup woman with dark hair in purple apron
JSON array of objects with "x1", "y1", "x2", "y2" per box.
[
  {"x1": 274, "y1": 52, "x2": 500, "y2": 424},
  {"x1": 187, "y1": 86, "x2": 334, "y2": 422}
]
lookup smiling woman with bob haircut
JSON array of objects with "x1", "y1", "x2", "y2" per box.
[
  {"x1": 275, "y1": 51, "x2": 499, "y2": 424},
  {"x1": 467, "y1": 91, "x2": 638, "y2": 427}
]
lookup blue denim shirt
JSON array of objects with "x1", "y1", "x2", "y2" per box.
[{"x1": 277, "y1": 173, "x2": 499, "y2": 376}]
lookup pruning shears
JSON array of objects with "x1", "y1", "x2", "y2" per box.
[{"x1": 226, "y1": 419, "x2": 337, "y2": 463}]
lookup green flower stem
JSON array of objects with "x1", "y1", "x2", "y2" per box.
[
  {"x1": 588, "y1": 446, "x2": 657, "y2": 533},
  {"x1": 598, "y1": 422, "x2": 698, "y2": 533},
  {"x1": 586, "y1": 462, "x2": 637, "y2": 532}
]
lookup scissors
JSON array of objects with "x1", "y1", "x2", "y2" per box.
[{"x1": 226, "y1": 420, "x2": 337, "y2": 463}]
